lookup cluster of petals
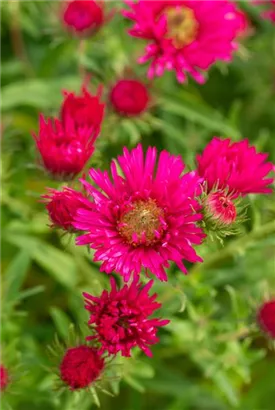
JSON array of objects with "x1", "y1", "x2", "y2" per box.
[
  {"x1": 109, "y1": 79, "x2": 150, "y2": 117},
  {"x1": 42, "y1": 187, "x2": 93, "y2": 232},
  {"x1": 74, "y1": 144, "x2": 205, "y2": 282},
  {"x1": 62, "y1": 0, "x2": 106, "y2": 36},
  {"x1": 196, "y1": 137, "x2": 274, "y2": 197},
  {"x1": 257, "y1": 299, "x2": 275, "y2": 339},
  {"x1": 84, "y1": 277, "x2": 169, "y2": 357},
  {"x1": 60, "y1": 345, "x2": 104, "y2": 390},
  {"x1": 123, "y1": 0, "x2": 246, "y2": 83},
  {"x1": 0, "y1": 365, "x2": 9, "y2": 391},
  {"x1": 33, "y1": 85, "x2": 104, "y2": 180}
]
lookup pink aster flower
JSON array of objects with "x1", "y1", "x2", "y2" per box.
[
  {"x1": 83, "y1": 277, "x2": 169, "y2": 357},
  {"x1": 109, "y1": 79, "x2": 150, "y2": 117},
  {"x1": 33, "y1": 85, "x2": 104, "y2": 180},
  {"x1": 205, "y1": 191, "x2": 237, "y2": 225},
  {"x1": 257, "y1": 299, "x2": 275, "y2": 339},
  {"x1": 62, "y1": 0, "x2": 106, "y2": 36},
  {"x1": 74, "y1": 144, "x2": 205, "y2": 282},
  {"x1": 42, "y1": 187, "x2": 93, "y2": 232},
  {"x1": 196, "y1": 137, "x2": 274, "y2": 197},
  {"x1": 60, "y1": 345, "x2": 104, "y2": 390},
  {"x1": 123, "y1": 0, "x2": 246, "y2": 83}
]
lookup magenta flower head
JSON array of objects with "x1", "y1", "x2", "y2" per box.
[
  {"x1": 257, "y1": 299, "x2": 275, "y2": 339},
  {"x1": 74, "y1": 144, "x2": 205, "y2": 282},
  {"x1": 196, "y1": 137, "x2": 274, "y2": 197},
  {"x1": 33, "y1": 85, "x2": 104, "y2": 180},
  {"x1": 61, "y1": 0, "x2": 106, "y2": 36},
  {"x1": 42, "y1": 187, "x2": 93, "y2": 232},
  {"x1": 109, "y1": 79, "x2": 150, "y2": 117},
  {"x1": 83, "y1": 277, "x2": 169, "y2": 357},
  {"x1": 123, "y1": 0, "x2": 246, "y2": 83},
  {"x1": 60, "y1": 345, "x2": 104, "y2": 390},
  {"x1": 205, "y1": 191, "x2": 237, "y2": 225},
  {"x1": 0, "y1": 364, "x2": 9, "y2": 391}
]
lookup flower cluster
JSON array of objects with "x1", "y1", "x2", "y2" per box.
[{"x1": 29, "y1": 0, "x2": 275, "y2": 397}]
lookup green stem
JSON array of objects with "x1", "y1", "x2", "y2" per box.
[{"x1": 190, "y1": 220, "x2": 275, "y2": 275}]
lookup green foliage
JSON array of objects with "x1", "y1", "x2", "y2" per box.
[{"x1": 1, "y1": 1, "x2": 275, "y2": 410}]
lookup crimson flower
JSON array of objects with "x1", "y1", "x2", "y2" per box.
[
  {"x1": 123, "y1": 0, "x2": 246, "y2": 83},
  {"x1": 33, "y1": 85, "x2": 104, "y2": 180},
  {"x1": 42, "y1": 187, "x2": 93, "y2": 232},
  {"x1": 196, "y1": 137, "x2": 274, "y2": 197},
  {"x1": 84, "y1": 277, "x2": 169, "y2": 357},
  {"x1": 60, "y1": 345, "x2": 104, "y2": 390},
  {"x1": 62, "y1": 0, "x2": 106, "y2": 36},
  {"x1": 74, "y1": 144, "x2": 205, "y2": 282},
  {"x1": 109, "y1": 79, "x2": 150, "y2": 117},
  {"x1": 257, "y1": 299, "x2": 275, "y2": 339},
  {"x1": 0, "y1": 365, "x2": 9, "y2": 391}
]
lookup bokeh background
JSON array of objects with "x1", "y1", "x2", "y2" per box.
[{"x1": 1, "y1": 1, "x2": 275, "y2": 409}]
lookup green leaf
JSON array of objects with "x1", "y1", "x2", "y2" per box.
[
  {"x1": 159, "y1": 96, "x2": 241, "y2": 139},
  {"x1": 1, "y1": 77, "x2": 81, "y2": 111},
  {"x1": 3, "y1": 250, "x2": 31, "y2": 304},
  {"x1": 4, "y1": 234, "x2": 77, "y2": 288},
  {"x1": 211, "y1": 371, "x2": 239, "y2": 407}
]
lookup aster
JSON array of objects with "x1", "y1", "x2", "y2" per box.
[
  {"x1": 84, "y1": 277, "x2": 169, "y2": 357},
  {"x1": 60, "y1": 345, "x2": 104, "y2": 390},
  {"x1": 196, "y1": 137, "x2": 274, "y2": 197},
  {"x1": 61, "y1": 0, "x2": 108, "y2": 36},
  {"x1": 109, "y1": 78, "x2": 150, "y2": 117},
  {"x1": 123, "y1": 0, "x2": 246, "y2": 83},
  {"x1": 41, "y1": 187, "x2": 93, "y2": 232},
  {"x1": 200, "y1": 188, "x2": 247, "y2": 241},
  {"x1": 74, "y1": 144, "x2": 205, "y2": 282},
  {"x1": 33, "y1": 85, "x2": 104, "y2": 180}
]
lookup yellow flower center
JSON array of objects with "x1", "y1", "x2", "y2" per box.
[
  {"x1": 118, "y1": 199, "x2": 164, "y2": 246},
  {"x1": 165, "y1": 6, "x2": 199, "y2": 48}
]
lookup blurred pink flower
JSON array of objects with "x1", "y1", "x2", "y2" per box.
[
  {"x1": 74, "y1": 144, "x2": 205, "y2": 282},
  {"x1": 196, "y1": 137, "x2": 274, "y2": 197},
  {"x1": 62, "y1": 0, "x2": 106, "y2": 36},
  {"x1": 254, "y1": 0, "x2": 275, "y2": 23},
  {"x1": 0, "y1": 365, "x2": 9, "y2": 391},
  {"x1": 84, "y1": 277, "x2": 169, "y2": 357},
  {"x1": 109, "y1": 79, "x2": 150, "y2": 117},
  {"x1": 258, "y1": 299, "x2": 275, "y2": 339},
  {"x1": 123, "y1": 0, "x2": 246, "y2": 83}
]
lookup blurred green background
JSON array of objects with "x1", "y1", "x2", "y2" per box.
[{"x1": 1, "y1": 1, "x2": 275, "y2": 409}]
